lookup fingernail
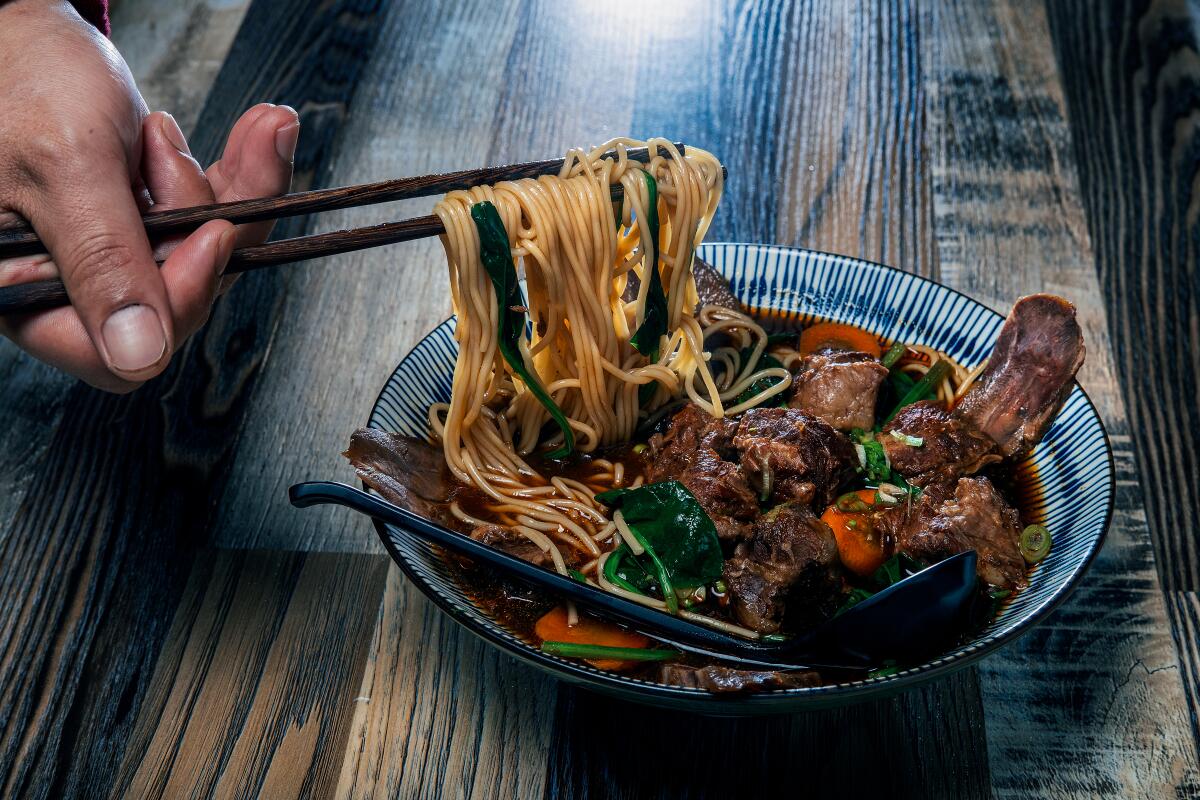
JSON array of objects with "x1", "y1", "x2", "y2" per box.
[
  {"x1": 275, "y1": 119, "x2": 299, "y2": 163},
  {"x1": 102, "y1": 305, "x2": 167, "y2": 373},
  {"x1": 217, "y1": 226, "x2": 237, "y2": 275},
  {"x1": 161, "y1": 113, "x2": 189, "y2": 154}
]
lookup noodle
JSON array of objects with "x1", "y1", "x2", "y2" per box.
[{"x1": 433, "y1": 137, "x2": 724, "y2": 549}]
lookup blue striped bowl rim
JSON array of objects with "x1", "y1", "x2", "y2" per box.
[{"x1": 364, "y1": 243, "x2": 1114, "y2": 713}]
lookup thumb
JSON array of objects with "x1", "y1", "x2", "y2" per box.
[{"x1": 25, "y1": 159, "x2": 174, "y2": 381}]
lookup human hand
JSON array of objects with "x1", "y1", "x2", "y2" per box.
[{"x1": 0, "y1": 0, "x2": 298, "y2": 392}]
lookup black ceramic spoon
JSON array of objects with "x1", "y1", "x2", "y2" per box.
[{"x1": 290, "y1": 481, "x2": 979, "y2": 671}]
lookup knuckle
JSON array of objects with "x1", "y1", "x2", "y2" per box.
[
  {"x1": 61, "y1": 234, "x2": 140, "y2": 299},
  {"x1": 16, "y1": 130, "x2": 83, "y2": 180}
]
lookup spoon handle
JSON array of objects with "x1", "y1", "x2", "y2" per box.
[{"x1": 289, "y1": 481, "x2": 786, "y2": 660}]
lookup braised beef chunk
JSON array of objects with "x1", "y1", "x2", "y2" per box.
[
  {"x1": 876, "y1": 477, "x2": 1026, "y2": 590},
  {"x1": 657, "y1": 663, "x2": 822, "y2": 693},
  {"x1": 880, "y1": 401, "x2": 1000, "y2": 488},
  {"x1": 955, "y1": 294, "x2": 1085, "y2": 460},
  {"x1": 723, "y1": 503, "x2": 842, "y2": 633},
  {"x1": 733, "y1": 407, "x2": 857, "y2": 507},
  {"x1": 469, "y1": 524, "x2": 552, "y2": 568},
  {"x1": 647, "y1": 404, "x2": 757, "y2": 541},
  {"x1": 693, "y1": 257, "x2": 744, "y2": 313},
  {"x1": 344, "y1": 428, "x2": 454, "y2": 524},
  {"x1": 789, "y1": 350, "x2": 889, "y2": 431}
]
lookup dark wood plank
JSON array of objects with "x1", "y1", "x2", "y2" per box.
[
  {"x1": 109, "y1": 550, "x2": 388, "y2": 799},
  {"x1": 208, "y1": 0, "x2": 531, "y2": 554},
  {"x1": 928, "y1": 1, "x2": 1200, "y2": 795},
  {"x1": 1046, "y1": 0, "x2": 1200, "y2": 756},
  {"x1": 0, "y1": 1, "x2": 388, "y2": 797},
  {"x1": 110, "y1": 0, "x2": 253, "y2": 133},
  {"x1": 546, "y1": 670, "x2": 990, "y2": 800},
  {"x1": 1046, "y1": 0, "x2": 1200, "y2": 594},
  {"x1": 334, "y1": 565, "x2": 557, "y2": 799}
]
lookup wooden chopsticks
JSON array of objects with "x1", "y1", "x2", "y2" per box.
[{"x1": 0, "y1": 143, "x2": 688, "y2": 315}]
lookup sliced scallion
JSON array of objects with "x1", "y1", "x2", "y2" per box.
[
  {"x1": 541, "y1": 642, "x2": 681, "y2": 661},
  {"x1": 885, "y1": 359, "x2": 952, "y2": 422},
  {"x1": 1019, "y1": 524, "x2": 1052, "y2": 564},
  {"x1": 881, "y1": 341, "x2": 907, "y2": 369},
  {"x1": 889, "y1": 429, "x2": 925, "y2": 447}
]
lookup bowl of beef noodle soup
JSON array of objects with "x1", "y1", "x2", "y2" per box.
[{"x1": 340, "y1": 139, "x2": 1113, "y2": 712}]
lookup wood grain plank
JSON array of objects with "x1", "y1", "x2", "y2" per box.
[
  {"x1": 546, "y1": 669, "x2": 990, "y2": 800},
  {"x1": 548, "y1": 4, "x2": 991, "y2": 799},
  {"x1": 109, "y1": 0, "x2": 253, "y2": 133},
  {"x1": 110, "y1": 550, "x2": 388, "y2": 799},
  {"x1": 927, "y1": 1, "x2": 1200, "y2": 796},
  {"x1": 1046, "y1": 0, "x2": 1200, "y2": 595},
  {"x1": 335, "y1": 565, "x2": 555, "y2": 800},
  {"x1": 1046, "y1": 0, "x2": 1200, "y2": 769},
  {"x1": 0, "y1": 0, "x2": 388, "y2": 797}
]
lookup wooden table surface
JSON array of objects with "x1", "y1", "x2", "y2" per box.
[{"x1": 2, "y1": 0, "x2": 1198, "y2": 797}]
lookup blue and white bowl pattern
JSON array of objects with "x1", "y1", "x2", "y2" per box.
[{"x1": 364, "y1": 243, "x2": 1114, "y2": 713}]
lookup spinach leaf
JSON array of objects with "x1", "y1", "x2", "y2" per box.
[
  {"x1": 471, "y1": 201, "x2": 575, "y2": 458},
  {"x1": 596, "y1": 480, "x2": 723, "y2": 589},
  {"x1": 835, "y1": 553, "x2": 924, "y2": 616},
  {"x1": 765, "y1": 331, "x2": 797, "y2": 347},
  {"x1": 735, "y1": 346, "x2": 788, "y2": 407},
  {"x1": 630, "y1": 171, "x2": 668, "y2": 360},
  {"x1": 638, "y1": 380, "x2": 658, "y2": 407},
  {"x1": 604, "y1": 544, "x2": 655, "y2": 594}
]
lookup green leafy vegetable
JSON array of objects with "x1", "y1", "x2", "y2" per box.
[
  {"x1": 885, "y1": 359, "x2": 952, "y2": 422},
  {"x1": 837, "y1": 587, "x2": 874, "y2": 616},
  {"x1": 638, "y1": 380, "x2": 658, "y2": 407},
  {"x1": 541, "y1": 642, "x2": 681, "y2": 661},
  {"x1": 868, "y1": 660, "x2": 900, "y2": 679},
  {"x1": 471, "y1": 201, "x2": 575, "y2": 458},
  {"x1": 603, "y1": 545, "x2": 653, "y2": 594},
  {"x1": 766, "y1": 331, "x2": 797, "y2": 347},
  {"x1": 888, "y1": 369, "x2": 919, "y2": 400},
  {"x1": 625, "y1": 523, "x2": 679, "y2": 613},
  {"x1": 568, "y1": 569, "x2": 588, "y2": 584},
  {"x1": 880, "y1": 341, "x2": 907, "y2": 369},
  {"x1": 850, "y1": 427, "x2": 892, "y2": 482},
  {"x1": 835, "y1": 553, "x2": 925, "y2": 616},
  {"x1": 630, "y1": 171, "x2": 667, "y2": 360},
  {"x1": 735, "y1": 346, "x2": 788, "y2": 407},
  {"x1": 596, "y1": 481, "x2": 724, "y2": 592}
]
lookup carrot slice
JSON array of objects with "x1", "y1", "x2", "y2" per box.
[
  {"x1": 799, "y1": 322, "x2": 882, "y2": 358},
  {"x1": 534, "y1": 606, "x2": 651, "y2": 671},
  {"x1": 821, "y1": 489, "x2": 886, "y2": 576}
]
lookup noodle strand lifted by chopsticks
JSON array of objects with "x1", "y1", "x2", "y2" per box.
[{"x1": 432, "y1": 137, "x2": 724, "y2": 547}]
